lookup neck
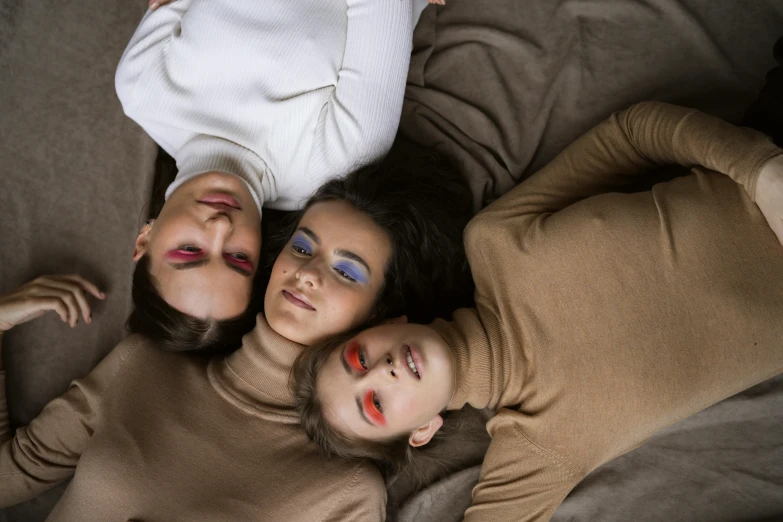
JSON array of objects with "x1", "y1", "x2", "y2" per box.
[
  {"x1": 429, "y1": 307, "x2": 508, "y2": 411},
  {"x1": 211, "y1": 314, "x2": 305, "y2": 412}
]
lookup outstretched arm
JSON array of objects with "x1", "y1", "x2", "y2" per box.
[{"x1": 0, "y1": 276, "x2": 121, "y2": 507}]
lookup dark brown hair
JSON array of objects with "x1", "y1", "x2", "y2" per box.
[
  {"x1": 292, "y1": 330, "x2": 465, "y2": 482},
  {"x1": 127, "y1": 256, "x2": 261, "y2": 354},
  {"x1": 263, "y1": 136, "x2": 475, "y2": 324}
]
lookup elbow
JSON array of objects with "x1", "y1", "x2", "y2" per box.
[{"x1": 114, "y1": 61, "x2": 136, "y2": 116}]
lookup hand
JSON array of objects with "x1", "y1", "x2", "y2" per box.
[
  {"x1": 429, "y1": 0, "x2": 446, "y2": 4},
  {"x1": 0, "y1": 275, "x2": 106, "y2": 333},
  {"x1": 149, "y1": 0, "x2": 175, "y2": 11},
  {"x1": 755, "y1": 155, "x2": 783, "y2": 246}
]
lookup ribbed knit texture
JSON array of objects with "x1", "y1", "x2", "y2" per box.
[
  {"x1": 116, "y1": 0, "x2": 428, "y2": 212},
  {"x1": 433, "y1": 102, "x2": 783, "y2": 521},
  {"x1": 0, "y1": 317, "x2": 386, "y2": 521}
]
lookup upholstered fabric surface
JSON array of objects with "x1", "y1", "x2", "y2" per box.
[{"x1": 0, "y1": 1, "x2": 157, "y2": 519}]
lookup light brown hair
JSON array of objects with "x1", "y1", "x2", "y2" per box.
[{"x1": 291, "y1": 329, "x2": 466, "y2": 484}]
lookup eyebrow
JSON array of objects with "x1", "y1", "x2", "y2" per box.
[
  {"x1": 298, "y1": 227, "x2": 320, "y2": 244},
  {"x1": 340, "y1": 346, "x2": 375, "y2": 427},
  {"x1": 170, "y1": 259, "x2": 209, "y2": 271},
  {"x1": 168, "y1": 258, "x2": 252, "y2": 278},
  {"x1": 298, "y1": 226, "x2": 372, "y2": 275},
  {"x1": 334, "y1": 249, "x2": 371, "y2": 275}
]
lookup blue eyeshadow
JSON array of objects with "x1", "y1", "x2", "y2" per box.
[
  {"x1": 292, "y1": 235, "x2": 312, "y2": 254},
  {"x1": 334, "y1": 262, "x2": 368, "y2": 284}
]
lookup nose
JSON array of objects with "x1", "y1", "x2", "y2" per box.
[
  {"x1": 296, "y1": 262, "x2": 323, "y2": 289},
  {"x1": 205, "y1": 212, "x2": 233, "y2": 250},
  {"x1": 368, "y1": 354, "x2": 398, "y2": 382},
  {"x1": 207, "y1": 211, "x2": 233, "y2": 228}
]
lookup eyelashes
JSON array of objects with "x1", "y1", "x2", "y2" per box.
[
  {"x1": 290, "y1": 235, "x2": 368, "y2": 284},
  {"x1": 291, "y1": 236, "x2": 313, "y2": 255},
  {"x1": 346, "y1": 341, "x2": 367, "y2": 372},
  {"x1": 363, "y1": 390, "x2": 385, "y2": 425},
  {"x1": 333, "y1": 263, "x2": 366, "y2": 284}
]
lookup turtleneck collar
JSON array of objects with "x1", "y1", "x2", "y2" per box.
[
  {"x1": 208, "y1": 315, "x2": 304, "y2": 421},
  {"x1": 429, "y1": 306, "x2": 518, "y2": 412}
]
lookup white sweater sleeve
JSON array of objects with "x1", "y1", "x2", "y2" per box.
[
  {"x1": 306, "y1": 0, "x2": 423, "y2": 183},
  {"x1": 115, "y1": 0, "x2": 193, "y2": 151}
]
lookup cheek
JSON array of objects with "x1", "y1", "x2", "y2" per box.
[
  {"x1": 322, "y1": 285, "x2": 376, "y2": 325},
  {"x1": 270, "y1": 252, "x2": 299, "y2": 280},
  {"x1": 390, "y1": 390, "x2": 428, "y2": 427}
]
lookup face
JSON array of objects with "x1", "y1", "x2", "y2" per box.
[
  {"x1": 134, "y1": 172, "x2": 262, "y2": 320},
  {"x1": 317, "y1": 321, "x2": 455, "y2": 446},
  {"x1": 264, "y1": 200, "x2": 392, "y2": 346}
]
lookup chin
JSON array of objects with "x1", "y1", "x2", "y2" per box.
[{"x1": 266, "y1": 310, "x2": 308, "y2": 345}]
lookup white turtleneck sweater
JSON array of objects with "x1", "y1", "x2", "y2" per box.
[{"x1": 116, "y1": 0, "x2": 428, "y2": 213}]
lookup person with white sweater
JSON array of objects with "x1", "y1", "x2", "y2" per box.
[{"x1": 113, "y1": 0, "x2": 431, "y2": 350}]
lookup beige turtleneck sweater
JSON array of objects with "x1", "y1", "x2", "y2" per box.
[
  {"x1": 0, "y1": 317, "x2": 385, "y2": 521},
  {"x1": 431, "y1": 102, "x2": 783, "y2": 521}
]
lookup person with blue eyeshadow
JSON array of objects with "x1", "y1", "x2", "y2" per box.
[{"x1": 0, "y1": 138, "x2": 475, "y2": 520}]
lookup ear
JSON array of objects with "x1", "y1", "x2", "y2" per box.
[
  {"x1": 408, "y1": 414, "x2": 444, "y2": 448},
  {"x1": 381, "y1": 315, "x2": 408, "y2": 326},
  {"x1": 133, "y1": 219, "x2": 154, "y2": 262}
]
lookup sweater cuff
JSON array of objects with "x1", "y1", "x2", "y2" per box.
[{"x1": 165, "y1": 135, "x2": 274, "y2": 215}]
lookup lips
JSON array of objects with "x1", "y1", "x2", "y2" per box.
[
  {"x1": 282, "y1": 290, "x2": 315, "y2": 311},
  {"x1": 198, "y1": 192, "x2": 241, "y2": 211},
  {"x1": 400, "y1": 344, "x2": 422, "y2": 380}
]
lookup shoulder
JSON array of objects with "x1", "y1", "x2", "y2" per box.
[{"x1": 320, "y1": 460, "x2": 386, "y2": 522}]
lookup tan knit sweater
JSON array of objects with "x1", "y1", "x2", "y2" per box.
[
  {"x1": 431, "y1": 102, "x2": 783, "y2": 521},
  {"x1": 0, "y1": 317, "x2": 385, "y2": 521}
]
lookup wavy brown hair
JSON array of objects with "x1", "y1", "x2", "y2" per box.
[{"x1": 291, "y1": 329, "x2": 467, "y2": 483}]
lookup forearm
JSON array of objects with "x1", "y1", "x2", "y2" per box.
[
  {"x1": 115, "y1": 0, "x2": 192, "y2": 112},
  {"x1": 465, "y1": 413, "x2": 577, "y2": 522},
  {"x1": 308, "y1": 0, "x2": 417, "y2": 179},
  {"x1": 618, "y1": 102, "x2": 783, "y2": 201},
  {"x1": 480, "y1": 102, "x2": 782, "y2": 220}
]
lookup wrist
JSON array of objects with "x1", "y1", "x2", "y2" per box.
[{"x1": 756, "y1": 154, "x2": 783, "y2": 201}]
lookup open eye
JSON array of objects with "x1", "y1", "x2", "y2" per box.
[
  {"x1": 372, "y1": 393, "x2": 382, "y2": 413},
  {"x1": 291, "y1": 238, "x2": 312, "y2": 256},
  {"x1": 175, "y1": 245, "x2": 202, "y2": 255},
  {"x1": 346, "y1": 341, "x2": 368, "y2": 372},
  {"x1": 229, "y1": 252, "x2": 249, "y2": 261},
  {"x1": 363, "y1": 390, "x2": 386, "y2": 426},
  {"x1": 334, "y1": 268, "x2": 357, "y2": 283}
]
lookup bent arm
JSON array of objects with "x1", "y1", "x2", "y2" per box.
[
  {"x1": 478, "y1": 101, "x2": 783, "y2": 220},
  {"x1": 0, "y1": 342, "x2": 131, "y2": 507},
  {"x1": 464, "y1": 411, "x2": 579, "y2": 522},
  {"x1": 307, "y1": 0, "x2": 424, "y2": 182},
  {"x1": 115, "y1": 0, "x2": 193, "y2": 114}
]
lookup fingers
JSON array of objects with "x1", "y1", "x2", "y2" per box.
[
  {"x1": 35, "y1": 297, "x2": 70, "y2": 325},
  {"x1": 58, "y1": 274, "x2": 106, "y2": 300},
  {"x1": 28, "y1": 275, "x2": 105, "y2": 327},
  {"x1": 29, "y1": 286, "x2": 81, "y2": 327},
  {"x1": 149, "y1": 0, "x2": 174, "y2": 11}
]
